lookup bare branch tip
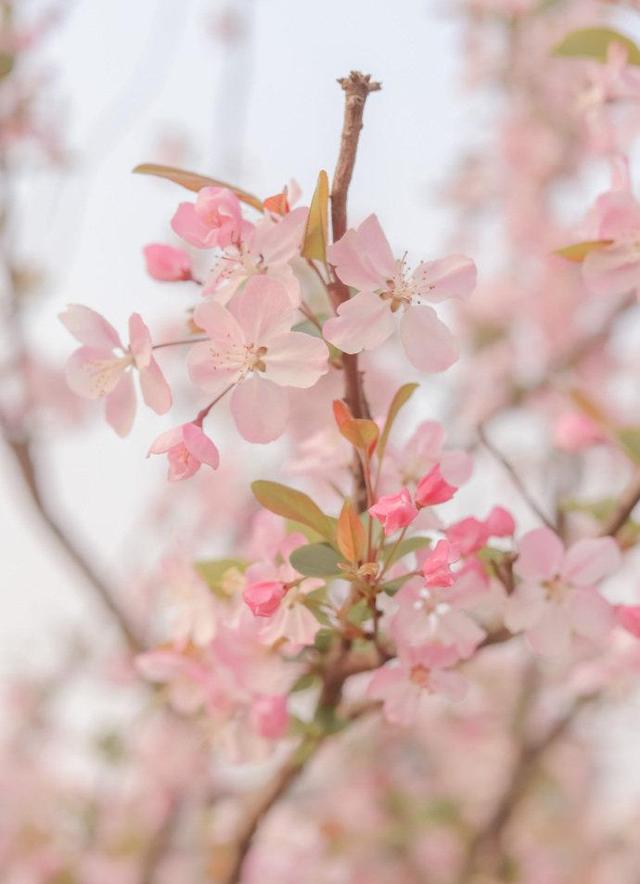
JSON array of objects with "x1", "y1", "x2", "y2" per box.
[{"x1": 337, "y1": 71, "x2": 382, "y2": 95}]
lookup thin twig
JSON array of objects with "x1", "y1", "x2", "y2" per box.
[
  {"x1": 600, "y1": 468, "x2": 640, "y2": 538},
  {"x1": 478, "y1": 424, "x2": 556, "y2": 530}
]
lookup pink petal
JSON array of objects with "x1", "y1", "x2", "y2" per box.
[
  {"x1": 182, "y1": 422, "x2": 220, "y2": 469},
  {"x1": 504, "y1": 582, "x2": 547, "y2": 632},
  {"x1": 128, "y1": 313, "x2": 152, "y2": 368},
  {"x1": 65, "y1": 347, "x2": 127, "y2": 399},
  {"x1": 192, "y1": 297, "x2": 244, "y2": 342},
  {"x1": 595, "y1": 190, "x2": 640, "y2": 240},
  {"x1": 171, "y1": 202, "x2": 217, "y2": 249},
  {"x1": 328, "y1": 214, "x2": 395, "y2": 291},
  {"x1": 567, "y1": 588, "x2": 614, "y2": 642},
  {"x1": 251, "y1": 206, "x2": 308, "y2": 264},
  {"x1": 356, "y1": 214, "x2": 397, "y2": 280},
  {"x1": 231, "y1": 376, "x2": 289, "y2": 443},
  {"x1": 59, "y1": 304, "x2": 122, "y2": 350},
  {"x1": 413, "y1": 255, "x2": 477, "y2": 303},
  {"x1": 399, "y1": 305, "x2": 458, "y2": 373},
  {"x1": 561, "y1": 536, "x2": 621, "y2": 587},
  {"x1": 514, "y1": 527, "x2": 564, "y2": 582},
  {"x1": 147, "y1": 425, "x2": 184, "y2": 455},
  {"x1": 143, "y1": 243, "x2": 192, "y2": 281},
  {"x1": 263, "y1": 331, "x2": 329, "y2": 388},
  {"x1": 323, "y1": 290, "x2": 395, "y2": 354},
  {"x1": 105, "y1": 373, "x2": 136, "y2": 437},
  {"x1": 429, "y1": 668, "x2": 468, "y2": 702},
  {"x1": 526, "y1": 605, "x2": 571, "y2": 657},
  {"x1": 440, "y1": 450, "x2": 474, "y2": 486},
  {"x1": 139, "y1": 357, "x2": 172, "y2": 414},
  {"x1": 583, "y1": 242, "x2": 640, "y2": 296},
  {"x1": 227, "y1": 276, "x2": 293, "y2": 343}
]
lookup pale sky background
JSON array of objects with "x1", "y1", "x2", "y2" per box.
[{"x1": 1, "y1": 0, "x2": 478, "y2": 671}]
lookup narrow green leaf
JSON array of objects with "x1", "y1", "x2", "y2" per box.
[
  {"x1": 383, "y1": 535, "x2": 431, "y2": 568},
  {"x1": 252, "y1": 480, "x2": 335, "y2": 543},
  {"x1": 132, "y1": 163, "x2": 264, "y2": 211},
  {"x1": 553, "y1": 28, "x2": 640, "y2": 66},
  {"x1": 289, "y1": 543, "x2": 342, "y2": 577},
  {"x1": 378, "y1": 383, "x2": 419, "y2": 464},
  {"x1": 301, "y1": 170, "x2": 329, "y2": 261},
  {"x1": 290, "y1": 672, "x2": 320, "y2": 693}
]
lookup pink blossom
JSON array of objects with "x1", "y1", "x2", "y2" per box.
[
  {"x1": 243, "y1": 580, "x2": 286, "y2": 617},
  {"x1": 368, "y1": 488, "x2": 417, "y2": 536},
  {"x1": 147, "y1": 422, "x2": 219, "y2": 481},
  {"x1": 505, "y1": 528, "x2": 620, "y2": 656},
  {"x1": 421, "y1": 540, "x2": 457, "y2": 589},
  {"x1": 187, "y1": 276, "x2": 329, "y2": 443},
  {"x1": 160, "y1": 554, "x2": 219, "y2": 647},
  {"x1": 171, "y1": 186, "x2": 252, "y2": 249},
  {"x1": 616, "y1": 604, "x2": 640, "y2": 638},
  {"x1": 250, "y1": 694, "x2": 289, "y2": 740},
  {"x1": 60, "y1": 305, "x2": 171, "y2": 436},
  {"x1": 323, "y1": 214, "x2": 476, "y2": 372},
  {"x1": 390, "y1": 420, "x2": 473, "y2": 488},
  {"x1": 415, "y1": 465, "x2": 458, "y2": 507},
  {"x1": 255, "y1": 578, "x2": 324, "y2": 648},
  {"x1": 367, "y1": 650, "x2": 467, "y2": 726},
  {"x1": 203, "y1": 206, "x2": 308, "y2": 306},
  {"x1": 143, "y1": 243, "x2": 192, "y2": 281}
]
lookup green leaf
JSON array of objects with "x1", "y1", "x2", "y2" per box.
[
  {"x1": 553, "y1": 28, "x2": 640, "y2": 66},
  {"x1": 381, "y1": 575, "x2": 412, "y2": 595},
  {"x1": 132, "y1": 163, "x2": 264, "y2": 211},
  {"x1": 290, "y1": 672, "x2": 319, "y2": 693},
  {"x1": 252, "y1": 481, "x2": 335, "y2": 543},
  {"x1": 378, "y1": 383, "x2": 419, "y2": 464},
  {"x1": 289, "y1": 543, "x2": 342, "y2": 577},
  {"x1": 301, "y1": 170, "x2": 329, "y2": 261},
  {"x1": 313, "y1": 628, "x2": 334, "y2": 653},
  {"x1": 195, "y1": 558, "x2": 245, "y2": 591},
  {"x1": 383, "y1": 535, "x2": 431, "y2": 568},
  {"x1": 616, "y1": 427, "x2": 640, "y2": 464},
  {"x1": 554, "y1": 239, "x2": 613, "y2": 263},
  {"x1": 347, "y1": 597, "x2": 371, "y2": 627}
]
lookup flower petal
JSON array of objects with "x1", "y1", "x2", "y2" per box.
[
  {"x1": 128, "y1": 313, "x2": 152, "y2": 368},
  {"x1": 171, "y1": 202, "x2": 217, "y2": 249},
  {"x1": 399, "y1": 305, "x2": 458, "y2": 372},
  {"x1": 567, "y1": 588, "x2": 614, "y2": 642},
  {"x1": 561, "y1": 536, "x2": 620, "y2": 587},
  {"x1": 504, "y1": 582, "x2": 547, "y2": 632},
  {"x1": 263, "y1": 331, "x2": 329, "y2": 388},
  {"x1": 183, "y1": 422, "x2": 220, "y2": 469},
  {"x1": 227, "y1": 276, "x2": 293, "y2": 343},
  {"x1": 323, "y1": 291, "x2": 394, "y2": 354},
  {"x1": 514, "y1": 527, "x2": 564, "y2": 582},
  {"x1": 105, "y1": 372, "x2": 136, "y2": 437},
  {"x1": 413, "y1": 255, "x2": 476, "y2": 303},
  {"x1": 139, "y1": 357, "x2": 172, "y2": 414},
  {"x1": 231, "y1": 376, "x2": 289, "y2": 443},
  {"x1": 65, "y1": 347, "x2": 127, "y2": 399},
  {"x1": 583, "y1": 242, "x2": 640, "y2": 296},
  {"x1": 59, "y1": 304, "x2": 122, "y2": 350}
]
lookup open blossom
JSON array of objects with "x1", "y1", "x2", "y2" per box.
[
  {"x1": 188, "y1": 276, "x2": 329, "y2": 443},
  {"x1": 147, "y1": 422, "x2": 219, "y2": 481},
  {"x1": 203, "y1": 206, "x2": 308, "y2": 306},
  {"x1": 369, "y1": 488, "x2": 417, "y2": 536},
  {"x1": 160, "y1": 554, "x2": 219, "y2": 647},
  {"x1": 60, "y1": 305, "x2": 171, "y2": 436},
  {"x1": 171, "y1": 185, "x2": 253, "y2": 249},
  {"x1": 322, "y1": 214, "x2": 476, "y2": 372},
  {"x1": 505, "y1": 528, "x2": 621, "y2": 657},
  {"x1": 421, "y1": 540, "x2": 457, "y2": 588},
  {"x1": 367, "y1": 647, "x2": 467, "y2": 727},
  {"x1": 143, "y1": 243, "x2": 192, "y2": 281},
  {"x1": 582, "y1": 188, "x2": 640, "y2": 297}
]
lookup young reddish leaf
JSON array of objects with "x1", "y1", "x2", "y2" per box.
[
  {"x1": 377, "y1": 383, "x2": 419, "y2": 464},
  {"x1": 332, "y1": 400, "x2": 379, "y2": 456},
  {"x1": 336, "y1": 500, "x2": 367, "y2": 563},
  {"x1": 133, "y1": 163, "x2": 264, "y2": 212},
  {"x1": 554, "y1": 239, "x2": 613, "y2": 263},
  {"x1": 251, "y1": 480, "x2": 335, "y2": 543},
  {"x1": 301, "y1": 170, "x2": 329, "y2": 262},
  {"x1": 263, "y1": 190, "x2": 290, "y2": 215},
  {"x1": 553, "y1": 27, "x2": 640, "y2": 66}
]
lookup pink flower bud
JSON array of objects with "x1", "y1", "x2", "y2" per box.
[
  {"x1": 415, "y1": 465, "x2": 457, "y2": 508},
  {"x1": 251, "y1": 694, "x2": 289, "y2": 740},
  {"x1": 485, "y1": 506, "x2": 515, "y2": 537},
  {"x1": 616, "y1": 604, "x2": 640, "y2": 638},
  {"x1": 148, "y1": 422, "x2": 219, "y2": 481},
  {"x1": 553, "y1": 411, "x2": 605, "y2": 452},
  {"x1": 143, "y1": 243, "x2": 192, "y2": 281},
  {"x1": 368, "y1": 488, "x2": 418, "y2": 536},
  {"x1": 243, "y1": 580, "x2": 286, "y2": 617}
]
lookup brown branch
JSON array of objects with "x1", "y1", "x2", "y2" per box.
[
  {"x1": 600, "y1": 468, "x2": 640, "y2": 539},
  {"x1": 455, "y1": 693, "x2": 595, "y2": 883},
  {"x1": 3, "y1": 430, "x2": 143, "y2": 653},
  {"x1": 329, "y1": 71, "x2": 380, "y2": 508},
  {"x1": 478, "y1": 424, "x2": 556, "y2": 530}
]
